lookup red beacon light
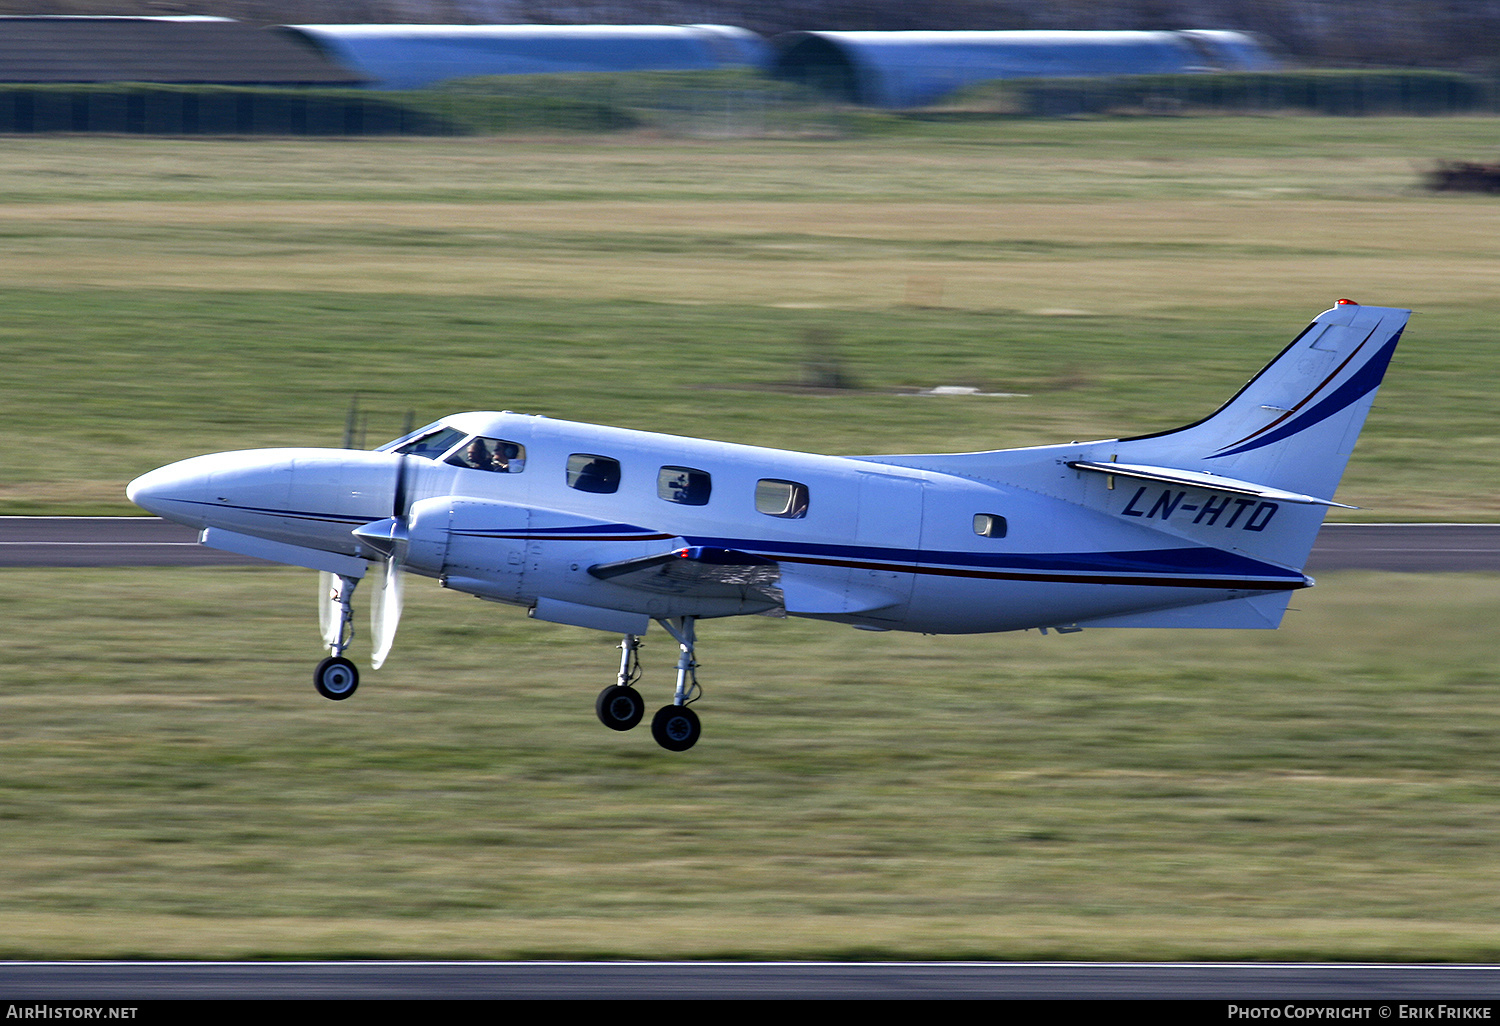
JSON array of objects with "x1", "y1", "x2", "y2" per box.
[{"x1": 1336, "y1": 298, "x2": 1359, "y2": 305}]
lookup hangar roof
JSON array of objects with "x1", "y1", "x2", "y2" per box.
[
  {"x1": 280, "y1": 24, "x2": 770, "y2": 90},
  {"x1": 0, "y1": 15, "x2": 366, "y2": 85},
  {"x1": 771, "y1": 29, "x2": 1280, "y2": 107}
]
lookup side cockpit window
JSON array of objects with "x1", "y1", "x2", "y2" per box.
[
  {"x1": 658, "y1": 466, "x2": 711, "y2": 506},
  {"x1": 393, "y1": 426, "x2": 466, "y2": 460},
  {"x1": 567, "y1": 453, "x2": 621, "y2": 494},
  {"x1": 756, "y1": 479, "x2": 809, "y2": 519},
  {"x1": 446, "y1": 436, "x2": 526, "y2": 474}
]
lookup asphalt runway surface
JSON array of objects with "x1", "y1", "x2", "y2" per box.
[
  {"x1": 0, "y1": 960, "x2": 1498, "y2": 999},
  {"x1": 2, "y1": 518, "x2": 1497, "y2": 572}
]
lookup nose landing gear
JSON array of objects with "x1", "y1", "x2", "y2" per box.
[{"x1": 314, "y1": 572, "x2": 361, "y2": 701}]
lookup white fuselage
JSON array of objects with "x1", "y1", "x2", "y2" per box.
[{"x1": 128, "y1": 410, "x2": 1307, "y2": 636}]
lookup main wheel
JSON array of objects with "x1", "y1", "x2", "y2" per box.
[
  {"x1": 314, "y1": 656, "x2": 359, "y2": 701},
  {"x1": 595, "y1": 685, "x2": 645, "y2": 731},
  {"x1": 651, "y1": 704, "x2": 701, "y2": 752}
]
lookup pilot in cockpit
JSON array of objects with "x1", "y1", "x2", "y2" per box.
[
  {"x1": 461, "y1": 439, "x2": 492, "y2": 471},
  {"x1": 495, "y1": 441, "x2": 524, "y2": 473},
  {"x1": 447, "y1": 436, "x2": 526, "y2": 474}
]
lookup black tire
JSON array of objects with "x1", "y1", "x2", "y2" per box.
[
  {"x1": 314, "y1": 656, "x2": 359, "y2": 701},
  {"x1": 651, "y1": 704, "x2": 701, "y2": 752},
  {"x1": 595, "y1": 685, "x2": 645, "y2": 731}
]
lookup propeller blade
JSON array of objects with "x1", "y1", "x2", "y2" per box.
[
  {"x1": 318, "y1": 570, "x2": 340, "y2": 647},
  {"x1": 365, "y1": 452, "x2": 414, "y2": 670},
  {"x1": 370, "y1": 556, "x2": 404, "y2": 670},
  {"x1": 393, "y1": 453, "x2": 411, "y2": 518}
]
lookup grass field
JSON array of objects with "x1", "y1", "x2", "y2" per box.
[
  {"x1": 1, "y1": 119, "x2": 1497, "y2": 518},
  {"x1": 1, "y1": 116, "x2": 1498, "y2": 959},
  {"x1": 1, "y1": 567, "x2": 1497, "y2": 960}
]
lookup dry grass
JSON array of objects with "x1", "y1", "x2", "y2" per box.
[
  {"x1": 2, "y1": 123, "x2": 1498, "y2": 518},
  {"x1": 1, "y1": 197, "x2": 1497, "y2": 313}
]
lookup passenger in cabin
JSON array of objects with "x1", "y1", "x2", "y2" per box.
[
  {"x1": 571, "y1": 456, "x2": 620, "y2": 493},
  {"x1": 678, "y1": 473, "x2": 709, "y2": 505}
]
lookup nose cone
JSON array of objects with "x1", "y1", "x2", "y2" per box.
[
  {"x1": 127, "y1": 455, "x2": 223, "y2": 524},
  {"x1": 128, "y1": 448, "x2": 399, "y2": 550},
  {"x1": 125, "y1": 469, "x2": 161, "y2": 513},
  {"x1": 126, "y1": 450, "x2": 296, "y2": 529}
]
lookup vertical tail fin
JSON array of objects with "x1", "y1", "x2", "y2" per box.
[
  {"x1": 864, "y1": 302, "x2": 1409, "y2": 575},
  {"x1": 1102, "y1": 301, "x2": 1408, "y2": 570},
  {"x1": 1115, "y1": 301, "x2": 1408, "y2": 502}
]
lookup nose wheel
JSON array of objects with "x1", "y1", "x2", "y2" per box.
[
  {"x1": 596, "y1": 619, "x2": 704, "y2": 751},
  {"x1": 314, "y1": 656, "x2": 359, "y2": 700}
]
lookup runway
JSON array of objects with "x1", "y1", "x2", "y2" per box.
[
  {"x1": 0, "y1": 960, "x2": 1497, "y2": 999},
  {"x1": 2, "y1": 518, "x2": 1497, "y2": 572}
]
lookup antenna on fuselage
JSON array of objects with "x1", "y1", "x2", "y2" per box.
[{"x1": 342, "y1": 396, "x2": 359, "y2": 449}]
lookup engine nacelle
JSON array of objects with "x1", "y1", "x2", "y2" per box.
[{"x1": 419, "y1": 497, "x2": 534, "y2": 603}]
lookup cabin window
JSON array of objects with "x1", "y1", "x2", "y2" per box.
[
  {"x1": 445, "y1": 437, "x2": 526, "y2": 474},
  {"x1": 658, "y1": 466, "x2": 711, "y2": 506},
  {"x1": 567, "y1": 453, "x2": 621, "y2": 494},
  {"x1": 974, "y1": 514, "x2": 1008, "y2": 538},
  {"x1": 393, "y1": 426, "x2": 466, "y2": 460},
  {"x1": 756, "y1": 479, "x2": 809, "y2": 519}
]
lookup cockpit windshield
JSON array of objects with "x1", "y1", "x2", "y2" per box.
[{"x1": 392, "y1": 427, "x2": 467, "y2": 460}]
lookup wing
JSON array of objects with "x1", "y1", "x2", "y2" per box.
[
  {"x1": 588, "y1": 545, "x2": 902, "y2": 616},
  {"x1": 589, "y1": 546, "x2": 780, "y2": 602}
]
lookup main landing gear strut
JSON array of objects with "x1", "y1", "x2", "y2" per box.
[
  {"x1": 595, "y1": 616, "x2": 703, "y2": 752},
  {"x1": 314, "y1": 573, "x2": 360, "y2": 701}
]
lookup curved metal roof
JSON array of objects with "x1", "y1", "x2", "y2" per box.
[
  {"x1": 771, "y1": 29, "x2": 1280, "y2": 107},
  {"x1": 0, "y1": 15, "x2": 365, "y2": 85},
  {"x1": 282, "y1": 24, "x2": 770, "y2": 90}
]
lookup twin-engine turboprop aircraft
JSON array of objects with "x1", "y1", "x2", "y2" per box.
[{"x1": 128, "y1": 301, "x2": 1408, "y2": 751}]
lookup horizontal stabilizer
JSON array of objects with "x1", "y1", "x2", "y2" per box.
[{"x1": 1067, "y1": 461, "x2": 1356, "y2": 508}]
